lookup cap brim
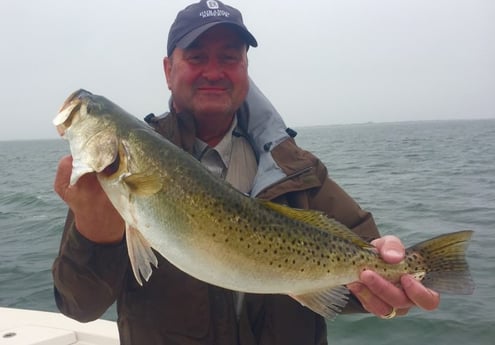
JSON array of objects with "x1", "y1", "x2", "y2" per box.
[{"x1": 176, "y1": 22, "x2": 258, "y2": 50}]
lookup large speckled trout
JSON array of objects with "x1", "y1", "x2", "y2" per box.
[{"x1": 53, "y1": 89, "x2": 475, "y2": 319}]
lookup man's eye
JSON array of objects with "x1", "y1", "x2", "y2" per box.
[
  {"x1": 187, "y1": 55, "x2": 203, "y2": 63},
  {"x1": 222, "y1": 55, "x2": 240, "y2": 63}
]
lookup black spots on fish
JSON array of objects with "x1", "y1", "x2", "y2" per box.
[
  {"x1": 414, "y1": 272, "x2": 426, "y2": 280},
  {"x1": 404, "y1": 251, "x2": 430, "y2": 275},
  {"x1": 407, "y1": 251, "x2": 421, "y2": 262},
  {"x1": 268, "y1": 261, "x2": 283, "y2": 269},
  {"x1": 242, "y1": 222, "x2": 251, "y2": 232}
]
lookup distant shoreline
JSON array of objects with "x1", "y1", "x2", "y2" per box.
[
  {"x1": 2, "y1": 118, "x2": 494, "y2": 142},
  {"x1": 292, "y1": 117, "x2": 495, "y2": 130}
]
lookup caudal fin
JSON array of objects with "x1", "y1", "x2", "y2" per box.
[{"x1": 408, "y1": 230, "x2": 475, "y2": 295}]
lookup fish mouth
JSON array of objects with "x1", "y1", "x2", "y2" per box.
[
  {"x1": 61, "y1": 89, "x2": 93, "y2": 111},
  {"x1": 53, "y1": 89, "x2": 93, "y2": 136}
]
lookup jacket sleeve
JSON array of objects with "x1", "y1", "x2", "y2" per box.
[
  {"x1": 312, "y1": 174, "x2": 380, "y2": 242},
  {"x1": 52, "y1": 209, "x2": 129, "y2": 322}
]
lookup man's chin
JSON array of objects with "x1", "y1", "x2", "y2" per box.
[{"x1": 193, "y1": 100, "x2": 234, "y2": 116}]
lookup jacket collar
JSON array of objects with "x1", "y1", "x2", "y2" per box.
[{"x1": 148, "y1": 82, "x2": 323, "y2": 198}]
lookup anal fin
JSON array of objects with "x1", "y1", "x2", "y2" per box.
[{"x1": 291, "y1": 285, "x2": 350, "y2": 320}]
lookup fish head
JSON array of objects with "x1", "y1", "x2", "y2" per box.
[{"x1": 53, "y1": 89, "x2": 120, "y2": 185}]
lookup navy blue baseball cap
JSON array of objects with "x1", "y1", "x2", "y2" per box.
[{"x1": 167, "y1": 0, "x2": 258, "y2": 56}]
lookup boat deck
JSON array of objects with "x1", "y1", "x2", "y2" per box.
[{"x1": 0, "y1": 307, "x2": 119, "y2": 345}]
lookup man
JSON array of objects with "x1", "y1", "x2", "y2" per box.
[{"x1": 52, "y1": 1, "x2": 439, "y2": 344}]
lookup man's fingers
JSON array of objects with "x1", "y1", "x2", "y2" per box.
[
  {"x1": 401, "y1": 275, "x2": 440, "y2": 311},
  {"x1": 348, "y1": 280, "x2": 410, "y2": 317},
  {"x1": 359, "y1": 270, "x2": 413, "y2": 309},
  {"x1": 54, "y1": 155, "x2": 73, "y2": 199},
  {"x1": 372, "y1": 235, "x2": 405, "y2": 264}
]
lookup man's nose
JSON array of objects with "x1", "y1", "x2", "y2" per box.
[{"x1": 202, "y1": 58, "x2": 224, "y2": 81}]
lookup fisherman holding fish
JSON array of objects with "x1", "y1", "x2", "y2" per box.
[{"x1": 52, "y1": 1, "x2": 462, "y2": 344}]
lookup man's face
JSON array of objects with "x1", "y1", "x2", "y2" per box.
[
  {"x1": 164, "y1": 24, "x2": 249, "y2": 122},
  {"x1": 164, "y1": 24, "x2": 249, "y2": 118}
]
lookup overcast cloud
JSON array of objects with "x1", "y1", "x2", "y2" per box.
[{"x1": 1, "y1": 0, "x2": 494, "y2": 141}]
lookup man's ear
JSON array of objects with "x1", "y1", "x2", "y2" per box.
[{"x1": 163, "y1": 57, "x2": 172, "y2": 90}]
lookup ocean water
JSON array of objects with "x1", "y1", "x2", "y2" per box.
[{"x1": 1, "y1": 119, "x2": 494, "y2": 344}]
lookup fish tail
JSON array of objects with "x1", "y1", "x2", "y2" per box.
[{"x1": 407, "y1": 230, "x2": 475, "y2": 294}]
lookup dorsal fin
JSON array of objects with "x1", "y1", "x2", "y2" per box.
[{"x1": 258, "y1": 200, "x2": 373, "y2": 249}]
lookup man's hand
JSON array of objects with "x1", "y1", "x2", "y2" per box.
[
  {"x1": 347, "y1": 235, "x2": 440, "y2": 318},
  {"x1": 54, "y1": 155, "x2": 125, "y2": 243}
]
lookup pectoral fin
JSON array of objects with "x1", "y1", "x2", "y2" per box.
[
  {"x1": 290, "y1": 285, "x2": 350, "y2": 320},
  {"x1": 123, "y1": 173, "x2": 163, "y2": 197},
  {"x1": 126, "y1": 224, "x2": 159, "y2": 285}
]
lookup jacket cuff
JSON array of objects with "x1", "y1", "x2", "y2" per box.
[{"x1": 61, "y1": 217, "x2": 126, "y2": 267}]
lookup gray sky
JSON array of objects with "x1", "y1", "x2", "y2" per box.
[{"x1": 1, "y1": 0, "x2": 494, "y2": 141}]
